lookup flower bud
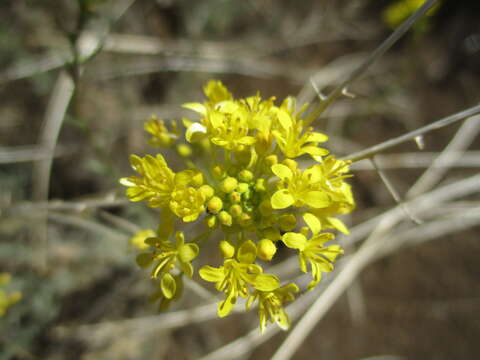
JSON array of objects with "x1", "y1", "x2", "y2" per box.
[
  {"x1": 199, "y1": 184, "x2": 214, "y2": 199},
  {"x1": 238, "y1": 213, "x2": 252, "y2": 226},
  {"x1": 212, "y1": 165, "x2": 225, "y2": 180},
  {"x1": 229, "y1": 204, "x2": 243, "y2": 217},
  {"x1": 220, "y1": 177, "x2": 238, "y2": 193},
  {"x1": 279, "y1": 214, "x2": 297, "y2": 232},
  {"x1": 205, "y1": 215, "x2": 217, "y2": 228},
  {"x1": 263, "y1": 228, "x2": 281, "y2": 242},
  {"x1": 254, "y1": 178, "x2": 266, "y2": 192},
  {"x1": 259, "y1": 199, "x2": 273, "y2": 216},
  {"x1": 229, "y1": 191, "x2": 241, "y2": 203},
  {"x1": 282, "y1": 158, "x2": 297, "y2": 171},
  {"x1": 176, "y1": 144, "x2": 192, "y2": 157},
  {"x1": 207, "y1": 196, "x2": 223, "y2": 214},
  {"x1": 257, "y1": 239, "x2": 277, "y2": 261},
  {"x1": 191, "y1": 172, "x2": 204, "y2": 187},
  {"x1": 238, "y1": 169, "x2": 253, "y2": 183},
  {"x1": 219, "y1": 240, "x2": 235, "y2": 258},
  {"x1": 237, "y1": 182, "x2": 249, "y2": 194},
  {"x1": 255, "y1": 132, "x2": 272, "y2": 155},
  {"x1": 265, "y1": 155, "x2": 278, "y2": 167},
  {"x1": 218, "y1": 211, "x2": 233, "y2": 226}
]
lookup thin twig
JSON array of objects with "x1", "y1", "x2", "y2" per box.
[
  {"x1": 304, "y1": 0, "x2": 439, "y2": 125},
  {"x1": 407, "y1": 115, "x2": 480, "y2": 198},
  {"x1": 342, "y1": 105, "x2": 480, "y2": 162}
]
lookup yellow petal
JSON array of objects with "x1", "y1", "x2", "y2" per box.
[
  {"x1": 182, "y1": 102, "x2": 207, "y2": 115},
  {"x1": 136, "y1": 253, "x2": 154, "y2": 268},
  {"x1": 271, "y1": 164, "x2": 293, "y2": 181},
  {"x1": 161, "y1": 273, "x2": 176, "y2": 299},
  {"x1": 254, "y1": 274, "x2": 280, "y2": 292},
  {"x1": 218, "y1": 292, "x2": 236, "y2": 317},
  {"x1": 199, "y1": 265, "x2": 223, "y2": 282},
  {"x1": 186, "y1": 123, "x2": 207, "y2": 143},
  {"x1": 303, "y1": 191, "x2": 330, "y2": 208},
  {"x1": 271, "y1": 190, "x2": 295, "y2": 209},
  {"x1": 178, "y1": 243, "x2": 199, "y2": 263},
  {"x1": 327, "y1": 217, "x2": 350, "y2": 234},
  {"x1": 281, "y1": 232, "x2": 307, "y2": 250},
  {"x1": 303, "y1": 213, "x2": 321, "y2": 235}
]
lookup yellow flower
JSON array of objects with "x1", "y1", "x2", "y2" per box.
[
  {"x1": 119, "y1": 154, "x2": 175, "y2": 208},
  {"x1": 129, "y1": 229, "x2": 156, "y2": 250},
  {"x1": 270, "y1": 162, "x2": 331, "y2": 210},
  {"x1": 137, "y1": 231, "x2": 199, "y2": 281},
  {"x1": 199, "y1": 240, "x2": 280, "y2": 317},
  {"x1": 246, "y1": 283, "x2": 299, "y2": 333},
  {"x1": 120, "y1": 156, "x2": 207, "y2": 222},
  {"x1": 149, "y1": 273, "x2": 184, "y2": 311},
  {"x1": 144, "y1": 115, "x2": 178, "y2": 148},
  {"x1": 272, "y1": 98, "x2": 329, "y2": 159},
  {"x1": 282, "y1": 213, "x2": 343, "y2": 290},
  {"x1": 0, "y1": 273, "x2": 21, "y2": 317}
]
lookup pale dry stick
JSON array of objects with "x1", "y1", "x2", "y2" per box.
[
  {"x1": 31, "y1": 70, "x2": 75, "y2": 271},
  {"x1": 90, "y1": 55, "x2": 310, "y2": 84},
  {"x1": 0, "y1": 145, "x2": 73, "y2": 164},
  {"x1": 370, "y1": 156, "x2": 422, "y2": 224},
  {"x1": 271, "y1": 173, "x2": 480, "y2": 360},
  {"x1": 350, "y1": 151, "x2": 480, "y2": 170},
  {"x1": 407, "y1": 115, "x2": 480, "y2": 198},
  {"x1": 341, "y1": 104, "x2": 480, "y2": 162},
  {"x1": 303, "y1": 0, "x2": 439, "y2": 126},
  {"x1": 4, "y1": 196, "x2": 128, "y2": 213}
]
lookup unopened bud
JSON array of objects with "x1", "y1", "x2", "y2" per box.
[
  {"x1": 212, "y1": 165, "x2": 225, "y2": 180},
  {"x1": 205, "y1": 215, "x2": 217, "y2": 228},
  {"x1": 238, "y1": 169, "x2": 253, "y2": 183},
  {"x1": 207, "y1": 196, "x2": 223, "y2": 214},
  {"x1": 279, "y1": 214, "x2": 297, "y2": 232},
  {"x1": 220, "y1": 177, "x2": 238, "y2": 193},
  {"x1": 199, "y1": 184, "x2": 214, "y2": 199},
  {"x1": 219, "y1": 240, "x2": 235, "y2": 258},
  {"x1": 282, "y1": 159, "x2": 297, "y2": 171},
  {"x1": 218, "y1": 211, "x2": 233, "y2": 226},
  {"x1": 257, "y1": 239, "x2": 277, "y2": 261},
  {"x1": 229, "y1": 204, "x2": 243, "y2": 217}
]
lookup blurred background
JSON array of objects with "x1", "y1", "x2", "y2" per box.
[{"x1": 1, "y1": 0, "x2": 479, "y2": 359}]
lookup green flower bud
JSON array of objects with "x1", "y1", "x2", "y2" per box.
[
  {"x1": 176, "y1": 144, "x2": 192, "y2": 157},
  {"x1": 219, "y1": 240, "x2": 235, "y2": 258},
  {"x1": 265, "y1": 155, "x2": 278, "y2": 167},
  {"x1": 207, "y1": 196, "x2": 223, "y2": 214},
  {"x1": 237, "y1": 182, "x2": 249, "y2": 194},
  {"x1": 259, "y1": 199, "x2": 273, "y2": 216},
  {"x1": 218, "y1": 211, "x2": 233, "y2": 226},
  {"x1": 212, "y1": 165, "x2": 225, "y2": 180},
  {"x1": 257, "y1": 239, "x2": 277, "y2": 261},
  {"x1": 220, "y1": 177, "x2": 238, "y2": 193},
  {"x1": 282, "y1": 158, "x2": 298, "y2": 171},
  {"x1": 205, "y1": 215, "x2": 217, "y2": 228},
  {"x1": 191, "y1": 172, "x2": 204, "y2": 187},
  {"x1": 238, "y1": 169, "x2": 253, "y2": 182},
  {"x1": 229, "y1": 204, "x2": 243, "y2": 217},
  {"x1": 255, "y1": 178, "x2": 266, "y2": 192},
  {"x1": 199, "y1": 184, "x2": 214, "y2": 199},
  {"x1": 229, "y1": 191, "x2": 241, "y2": 203},
  {"x1": 279, "y1": 214, "x2": 297, "y2": 232}
]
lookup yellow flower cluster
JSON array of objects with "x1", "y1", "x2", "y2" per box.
[
  {"x1": 0, "y1": 273, "x2": 21, "y2": 317},
  {"x1": 121, "y1": 80, "x2": 355, "y2": 332}
]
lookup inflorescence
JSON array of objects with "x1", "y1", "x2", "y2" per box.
[{"x1": 120, "y1": 80, "x2": 355, "y2": 332}]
